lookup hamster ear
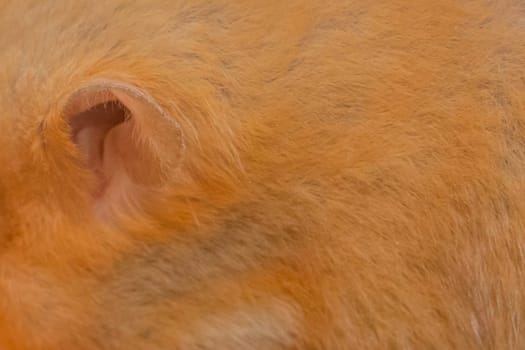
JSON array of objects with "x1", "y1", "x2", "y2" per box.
[{"x1": 64, "y1": 80, "x2": 184, "y2": 219}]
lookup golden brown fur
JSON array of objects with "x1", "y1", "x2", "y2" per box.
[{"x1": 1, "y1": 0, "x2": 525, "y2": 349}]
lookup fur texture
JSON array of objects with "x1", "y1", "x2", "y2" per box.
[{"x1": 1, "y1": 0, "x2": 525, "y2": 349}]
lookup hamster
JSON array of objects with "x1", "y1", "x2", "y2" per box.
[{"x1": 1, "y1": 1, "x2": 525, "y2": 349}]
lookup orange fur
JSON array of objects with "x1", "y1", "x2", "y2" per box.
[{"x1": 1, "y1": 0, "x2": 525, "y2": 349}]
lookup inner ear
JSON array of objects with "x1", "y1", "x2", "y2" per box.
[{"x1": 69, "y1": 98, "x2": 130, "y2": 187}]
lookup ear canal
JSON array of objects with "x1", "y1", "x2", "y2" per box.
[{"x1": 64, "y1": 80, "x2": 184, "y2": 219}]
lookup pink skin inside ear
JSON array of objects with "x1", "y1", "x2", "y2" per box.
[
  {"x1": 64, "y1": 85, "x2": 165, "y2": 221},
  {"x1": 67, "y1": 90, "x2": 131, "y2": 198}
]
